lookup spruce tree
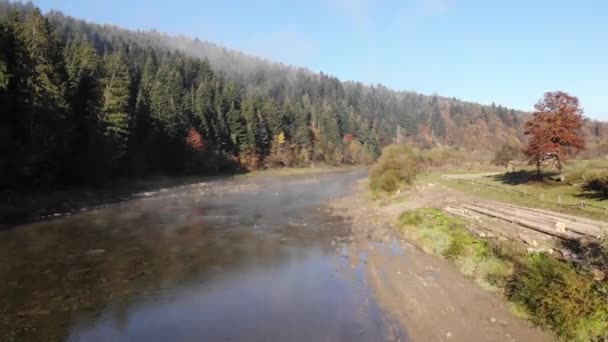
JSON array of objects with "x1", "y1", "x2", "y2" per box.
[
  {"x1": 100, "y1": 52, "x2": 131, "y2": 165},
  {"x1": 150, "y1": 62, "x2": 185, "y2": 140}
]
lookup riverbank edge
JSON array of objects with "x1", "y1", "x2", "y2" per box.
[{"x1": 353, "y1": 180, "x2": 608, "y2": 341}]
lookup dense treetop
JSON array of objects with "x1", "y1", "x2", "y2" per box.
[{"x1": 1, "y1": 1, "x2": 606, "y2": 189}]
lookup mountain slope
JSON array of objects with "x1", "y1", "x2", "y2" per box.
[
  {"x1": 40, "y1": 5, "x2": 528, "y2": 150},
  {"x1": 1, "y1": 1, "x2": 606, "y2": 189}
]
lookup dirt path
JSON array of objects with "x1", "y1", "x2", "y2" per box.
[{"x1": 330, "y1": 182, "x2": 554, "y2": 342}]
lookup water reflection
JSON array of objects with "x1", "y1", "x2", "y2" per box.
[{"x1": 1, "y1": 171, "x2": 399, "y2": 341}]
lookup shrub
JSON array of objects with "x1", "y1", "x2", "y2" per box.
[
  {"x1": 369, "y1": 144, "x2": 419, "y2": 194},
  {"x1": 508, "y1": 253, "x2": 608, "y2": 341}
]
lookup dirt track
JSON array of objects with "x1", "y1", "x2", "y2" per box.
[{"x1": 330, "y1": 182, "x2": 555, "y2": 342}]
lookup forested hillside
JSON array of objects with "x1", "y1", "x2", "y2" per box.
[{"x1": 1, "y1": 1, "x2": 606, "y2": 190}]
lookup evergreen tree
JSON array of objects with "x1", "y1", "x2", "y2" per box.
[
  {"x1": 63, "y1": 41, "x2": 103, "y2": 179},
  {"x1": 0, "y1": 2, "x2": 533, "y2": 188},
  {"x1": 150, "y1": 62, "x2": 184, "y2": 140},
  {"x1": 212, "y1": 77, "x2": 233, "y2": 152},
  {"x1": 134, "y1": 52, "x2": 156, "y2": 138},
  {"x1": 14, "y1": 8, "x2": 69, "y2": 183},
  {"x1": 0, "y1": 60, "x2": 7, "y2": 90},
  {"x1": 194, "y1": 71, "x2": 216, "y2": 146},
  {"x1": 100, "y1": 52, "x2": 131, "y2": 166}
]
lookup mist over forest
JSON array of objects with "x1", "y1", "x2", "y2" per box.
[{"x1": 1, "y1": 0, "x2": 607, "y2": 190}]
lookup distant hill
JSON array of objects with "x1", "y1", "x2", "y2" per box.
[{"x1": 1, "y1": 1, "x2": 606, "y2": 188}]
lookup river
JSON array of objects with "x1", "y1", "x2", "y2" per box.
[{"x1": 0, "y1": 171, "x2": 406, "y2": 341}]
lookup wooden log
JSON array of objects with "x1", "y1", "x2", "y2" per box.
[
  {"x1": 460, "y1": 204, "x2": 591, "y2": 242},
  {"x1": 474, "y1": 200, "x2": 608, "y2": 230},
  {"x1": 467, "y1": 201, "x2": 604, "y2": 238}
]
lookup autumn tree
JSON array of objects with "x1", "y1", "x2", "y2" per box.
[
  {"x1": 186, "y1": 127, "x2": 204, "y2": 151},
  {"x1": 524, "y1": 91, "x2": 585, "y2": 181}
]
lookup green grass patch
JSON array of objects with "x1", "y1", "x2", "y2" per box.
[
  {"x1": 397, "y1": 209, "x2": 511, "y2": 289},
  {"x1": 396, "y1": 208, "x2": 608, "y2": 341},
  {"x1": 420, "y1": 170, "x2": 608, "y2": 222},
  {"x1": 377, "y1": 194, "x2": 409, "y2": 206}
]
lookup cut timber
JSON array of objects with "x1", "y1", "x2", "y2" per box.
[
  {"x1": 467, "y1": 201, "x2": 604, "y2": 239},
  {"x1": 445, "y1": 206, "x2": 556, "y2": 249},
  {"x1": 486, "y1": 201, "x2": 608, "y2": 229},
  {"x1": 460, "y1": 203, "x2": 591, "y2": 242}
]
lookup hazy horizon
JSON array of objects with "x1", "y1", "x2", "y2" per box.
[{"x1": 32, "y1": 0, "x2": 608, "y2": 120}]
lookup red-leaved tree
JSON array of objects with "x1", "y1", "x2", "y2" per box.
[
  {"x1": 524, "y1": 91, "x2": 585, "y2": 181},
  {"x1": 186, "y1": 128, "x2": 205, "y2": 152}
]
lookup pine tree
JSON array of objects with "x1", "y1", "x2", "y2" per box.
[
  {"x1": 150, "y1": 62, "x2": 185, "y2": 140},
  {"x1": 212, "y1": 77, "x2": 233, "y2": 152},
  {"x1": 429, "y1": 100, "x2": 445, "y2": 141},
  {"x1": 0, "y1": 60, "x2": 7, "y2": 90},
  {"x1": 294, "y1": 95, "x2": 312, "y2": 147},
  {"x1": 63, "y1": 41, "x2": 103, "y2": 178},
  {"x1": 223, "y1": 81, "x2": 247, "y2": 151},
  {"x1": 134, "y1": 52, "x2": 157, "y2": 139},
  {"x1": 194, "y1": 69, "x2": 217, "y2": 147},
  {"x1": 14, "y1": 8, "x2": 69, "y2": 183},
  {"x1": 100, "y1": 52, "x2": 131, "y2": 165},
  {"x1": 0, "y1": 21, "x2": 9, "y2": 90}
]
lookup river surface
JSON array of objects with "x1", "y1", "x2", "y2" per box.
[{"x1": 1, "y1": 171, "x2": 405, "y2": 341}]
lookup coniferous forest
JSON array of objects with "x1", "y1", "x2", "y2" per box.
[{"x1": 2, "y1": 1, "x2": 607, "y2": 190}]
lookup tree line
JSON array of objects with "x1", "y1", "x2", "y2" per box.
[
  {"x1": 5, "y1": 2, "x2": 602, "y2": 190},
  {"x1": 0, "y1": 5, "x2": 382, "y2": 189}
]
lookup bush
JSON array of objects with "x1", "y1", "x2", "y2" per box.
[
  {"x1": 369, "y1": 144, "x2": 419, "y2": 194},
  {"x1": 508, "y1": 253, "x2": 608, "y2": 341}
]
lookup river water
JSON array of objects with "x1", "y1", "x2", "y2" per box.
[{"x1": 1, "y1": 171, "x2": 405, "y2": 341}]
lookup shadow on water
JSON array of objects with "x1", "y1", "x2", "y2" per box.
[
  {"x1": 0, "y1": 172, "x2": 246, "y2": 231},
  {"x1": 0, "y1": 171, "x2": 402, "y2": 341}
]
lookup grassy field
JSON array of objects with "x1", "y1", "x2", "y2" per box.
[{"x1": 419, "y1": 159, "x2": 608, "y2": 222}]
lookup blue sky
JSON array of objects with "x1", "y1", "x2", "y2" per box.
[{"x1": 34, "y1": 0, "x2": 608, "y2": 119}]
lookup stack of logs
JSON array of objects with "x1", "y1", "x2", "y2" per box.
[{"x1": 445, "y1": 200, "x2": 607, "y2": 243}]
